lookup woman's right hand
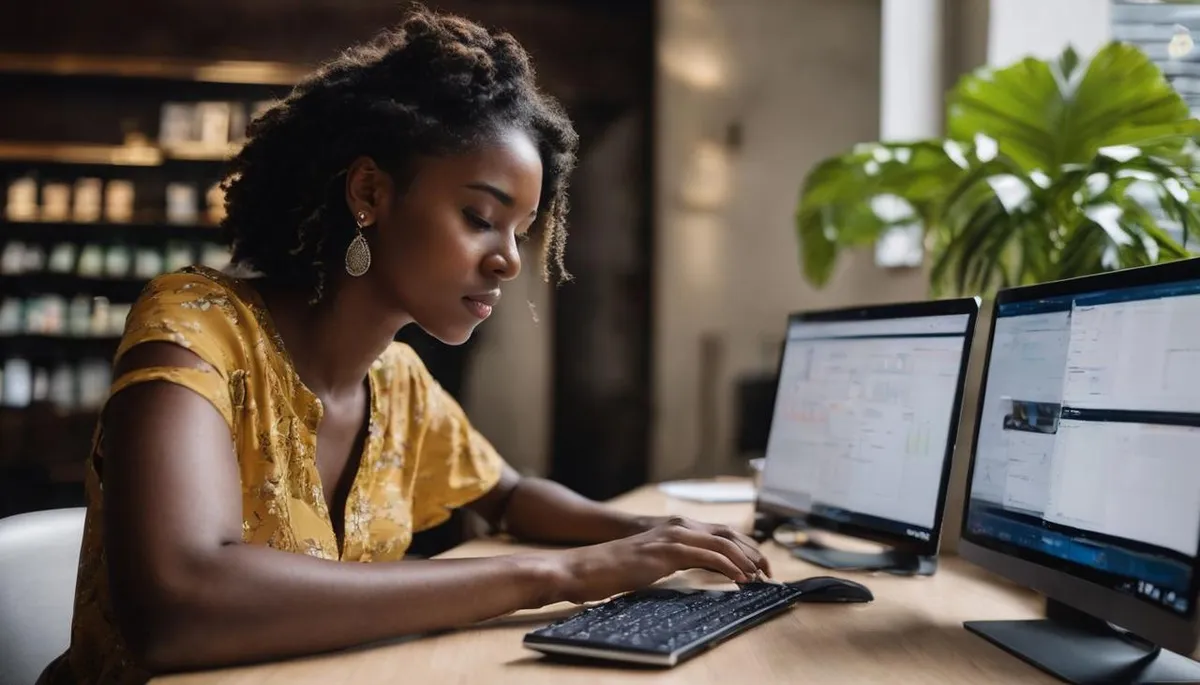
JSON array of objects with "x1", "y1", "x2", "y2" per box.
[{"x1": 547, "y1": 516, "x2": 771, "y2": 604}]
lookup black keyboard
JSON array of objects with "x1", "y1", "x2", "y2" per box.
[{"x1": 523, "y1": 582, "x2": 809, "y2": 667}]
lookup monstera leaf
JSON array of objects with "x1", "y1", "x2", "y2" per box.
[{"x1": 796, "y1": 42, "x2": 1200, "y2": 296}]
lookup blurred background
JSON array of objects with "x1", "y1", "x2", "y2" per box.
[{"x1": 0, "y1": 0, "x2": 1196, "y2": 552}]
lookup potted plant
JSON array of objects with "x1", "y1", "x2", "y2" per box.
[
  {"x1": 793, "y1": 41, "x2": 1200, "y2": 548},
  {"x1": 795, "y1": 42, "x2": 1200, "y2": 297}
]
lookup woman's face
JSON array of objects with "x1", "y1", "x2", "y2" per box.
[{"x1": 350, "y1": 127, "x2": 543, "y2": 345}]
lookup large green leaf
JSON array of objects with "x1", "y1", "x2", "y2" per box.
[
  {"x1": 947, "y1": 42, "x2": 1192, "y2": 173},
  {"x1": 796, "y1": 41, "x2": 1198, "y2": 296},
  {"x1": 795, "y1": 141, "x2": 969, "y2": 287},
  {"x1": 947, "y1": 58, "x2": 1061, "y2": 172},
  {"x1": 795, "y1": 205, "x2": 839, "y2": 287},
  {"x1": 929, "y1": 147, "x2": 1193, "y2": 295}
]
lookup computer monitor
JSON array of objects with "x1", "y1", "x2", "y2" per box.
[
  {"x1": 959, "y1": 258, "x2": 1200, "y2": 684},
  {"x1": 753, "y1": 298, "x2": 980, "y2": 576}
]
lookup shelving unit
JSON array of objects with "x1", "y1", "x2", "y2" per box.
[
  {"x1": 0, "y1": 52, "x2": 308, "y2": 85},
  {"x1": 2, "y1": 219, "x2": 219, "y2": 244},
  {"x1": 0, "y1": 334, "x2": 120, "y2": 360},
  {"x1": 0, "y1": 52, "x2": 305, "y2": 517},
  {"x1": 0, "y1": 273, "x2": 150, "y2": 301},
  {"x1": 0, "y1": 140, "x2": 239, "y2": 166}
]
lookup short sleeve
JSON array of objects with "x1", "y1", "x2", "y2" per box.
[
  {"x1": 108, "y1": 366, "x2": 234, "y2": 430},
  {"x1": 401, "y1": 346, "x2": 506, "y2": 532},
  {"x1": 106, "y1": 270, "x2": 248, "y2": 432}
]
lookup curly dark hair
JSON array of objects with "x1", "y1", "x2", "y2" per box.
[{"x1": 220, "y1": 4, "x2": 579, "y2": 302}]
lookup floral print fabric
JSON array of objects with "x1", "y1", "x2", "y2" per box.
[{"x1": 40, "y1": 266, "x2": 504, "y2": 685}]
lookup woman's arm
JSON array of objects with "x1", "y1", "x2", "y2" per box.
[
  {"x1": 468, "y1": 466, "x2": 654, "y2": 544},
  {"x1": 104, "y1": 344, "x2": 765, "y2": 674},
  {"x1": 467, "y1": 467, "x2": 771, "y2": 575},
  {"x1": 102, "y1": 346, "x2": 558, "y2": 672}
]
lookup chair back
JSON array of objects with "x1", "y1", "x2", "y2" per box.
[{"x1": 0, "y1": 508, "x2": 85, "y2": 685}]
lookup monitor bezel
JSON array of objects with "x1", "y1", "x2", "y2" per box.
[
  {"x1": 753, "y1": 296, "x2": 981, "y2": 558},
  {"x1": 958, "y1": 257, "x2": 1200, "y2": 655}
]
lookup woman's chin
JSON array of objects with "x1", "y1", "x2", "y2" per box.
[{"x1": 418, "y1": 322, "x2": 478, "y2": 346}]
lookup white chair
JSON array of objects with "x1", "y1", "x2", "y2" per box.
[{"x1": 0, "y1": 508, "x2": 85, "y2": 685}]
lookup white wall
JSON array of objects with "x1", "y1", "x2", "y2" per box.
[
  {"x1": 988, "y1": 0, "x2": 1111, "y2": 66},
  {"x1": 652, "y1": 0, "x2": 928, "y2": 480},
  {"x1": 467, "y1": 0, "x2": 993, "y2": 484}
]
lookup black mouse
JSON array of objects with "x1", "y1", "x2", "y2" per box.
[{"x1": 790, "y1": 575, "x2": 874, "y2": 603}]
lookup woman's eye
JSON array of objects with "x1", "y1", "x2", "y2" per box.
[
  {"x1": 515, "y1": 232, "x2": 532, "y2": 245},
  {"x1": 462, "y1": 209, "x2": 492, "y2": 229}
]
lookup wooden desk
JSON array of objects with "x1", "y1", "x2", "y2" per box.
[{"x1": 156, "y1": 484, "x2": 1059, "y2": 684}]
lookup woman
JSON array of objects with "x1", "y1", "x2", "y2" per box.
[{"x1": 41, "y1": 7, "x2": 769, "y2": 684}]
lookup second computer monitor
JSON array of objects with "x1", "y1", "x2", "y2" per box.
[
  {"x1": 755, "y1": 298, "x2": 979, "y2": 575},
  {"x1": 958, "y1": 258, "x2": 1200, "y2": 682}
]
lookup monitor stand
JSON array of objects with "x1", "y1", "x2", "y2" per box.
[
  {"x1": 965, "y1": 599, "x2": 1200, "y2": 685},
  {"x1": 789, "y1": 533, "x2": 937, "y2": 576}
]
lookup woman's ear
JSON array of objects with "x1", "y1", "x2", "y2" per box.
[{"x1": 345, "y1": 156, "x2": 392, "y2": 221}]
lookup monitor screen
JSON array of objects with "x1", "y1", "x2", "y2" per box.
[
  {"x1": 758, "y1": 311, "x2": 973, "y2": 547},
  {"x1": 965, "y1": 277, "x2": 1200, "y2": 619}
]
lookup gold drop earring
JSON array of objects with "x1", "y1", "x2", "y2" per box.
[{"x1": 345, "y1": 210, "x2": 372, "y2": 277}]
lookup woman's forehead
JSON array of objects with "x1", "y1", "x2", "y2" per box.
[{"x1": 417, "y1": 129, "x2": 543, "y2": 197}]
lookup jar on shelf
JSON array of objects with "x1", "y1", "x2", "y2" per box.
[
  {"x1": 77, "y1": 244, "x2": 105, "y2": 277},
  {"x1": 134, "y1": 247, "x2": 164, "y2": 279},
  {"x1": 165, "y1": 242, "x2": 195, "y2": 272},
  {"x1": 0, "y1": 298, "x2": 22, "y2": 334},
  {"x1": 104, "y1": 244, "x2": 133, "y2": 279},
  {"x1": 39, "y1": 182, "x2": 71, "y2": 222},
  {"x1": 1, "y1": 242, "x2": 28, "y2": 275},
  {"x1": 166, "y1": 183, "x2": 199, "y2": 225},
  {"x1": 73, "y1": 178, "x2": 103, "y2": 224},
  {"x1": 2, "y1": 358, "x2": 32, "y2": 408},
  {"x1": 68, "y1": 296, "x2": 92, "y2": 337},
  {"x1": 49, "y1": 364, "x2": 75, "y2": 410},
  {"x1": 78, "y1": 359, "x2": 112, "y2": 411},
  {"x1": 5, "y1": 177, "x2": 38, "y2": 222},
  {"x1": 105, "y1": 180, "x2": 135, "y2": 224},
  {"x1": 48, "y1": 243, "x2": 77, "y2": 274},
  {"x1": 89, "y1": 298, "x2": 111, "y2": 337}
]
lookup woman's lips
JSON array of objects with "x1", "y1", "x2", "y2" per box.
[{"x1": 463, "y1": 292, "x2": 499, "y2": 319}]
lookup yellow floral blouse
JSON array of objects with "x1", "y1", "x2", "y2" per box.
[{"x1": 40, "y1": 266, "x2": 505, "y2": 685}]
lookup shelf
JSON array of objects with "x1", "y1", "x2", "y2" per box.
[
  {"x1": 0, "y1": 273, "x2": 149, "y2": 301},
  {"x1": 160, "y1": 141, "x2": 243, "y2": 162},
  {"x1": 0, "y1": 141, "x2": 161, "y2": 166},
  {"x1": 0, "y1": 52, "x2": 308, "y2": 86},
  {"x1": 0, "y1": 51, "x2": 285, "y2": 507},
  {"x1": 0, "y1": 140, "x2": 239, "y2": 168},
  {"x1": 1, "y1": 220, "x2": 222, "y2": 244},
  {"x1": 0, "y1": 334, "x2": 120, "y2": 361}
]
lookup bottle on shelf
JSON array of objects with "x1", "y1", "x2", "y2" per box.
[
  {"x1": 78, "y1": 358, "x2": 112, "y2": 411},
  {"x1": 4, "y1": 177, "x2": 37, "y2": 221},
  {"x1": 2, "y1": 357, "x2": 32, "y2": 408},
  {"x1": 0, "y1": 241, "x2": 25, "y2": 274},
  {"x1": 48, "y1": 242, "x2": 77, "y2": 273},
  {"x1": 68, "y1": 296, "x2": 91, "y2": 337},
  {"x1": 103, "y1": 244, "x2": 132, "y2": 279},
  {"x1": 76, "y1": 243, "x2": 105, "y2": 277},
  {"x1": 104, "y1": 180, "x2": 135, "y2": 223},
  {"x1": 72, "y1": 178, "x2": 103, "y2": 223},
  {"x1": 0, "y1": 298, "x2": 21, "y2": 334},
  {"x1": 39, "y1": 182, "x2": 71, "y2": 222},
  {"x1": 49, "y1": 363, "x2": 74, "y2": 410}
]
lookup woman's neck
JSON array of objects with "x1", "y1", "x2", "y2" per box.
[{"x1": 256, "y1": 278, "x2": 411, "y2": 399}]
